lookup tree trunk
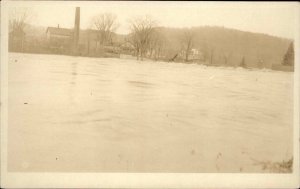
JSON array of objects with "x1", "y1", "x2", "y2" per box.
[
  {"x1": 136, "y1": 49, "x2": 139, "y2": 60},
  {"x1": 141, "y1": 50, "x2": 144, "y2": 61},
  {"x1": 21, "y1": 36, "x2": 24, "y2": 52},
  {"x1": 210, "y1": 49, "x2": 214, "y2": 64},
  {"x1": 87, "y1": 39, "x2": 90, "y2": 55},
  {"x1": 150, "y1": 48, "x2": 153, "y2": 59},
  {"x1": 185, "y1": 49, "x2": 189, "y2": 62},
  {"x1": 224, "y1": 56, "x2": 227, "y2": 65}
]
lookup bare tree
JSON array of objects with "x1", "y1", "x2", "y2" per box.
[
  {"x1": 9, "y1": 7, "x2": 33, "y2": 51},
  {"x1": 181, "y1": 29, "x2": 195, "y2": 62},
  {"x1": 91, "y1": 13, "x2": 119, "y2": 47},
  {"x1": 128, "y1": 16, "x2": 157, "y2": 60},
  {"x1": 199, "y1": 42, "x2": 209, "y2": 62},
  {"x1": 240, "y1": 56, "x2": 247, "y2": 68},
  {"x1": 223, "y1": 51, "x2": 232, "y2": 65},
  {"x1": 9, "y1": 7, "x2": 33, "y2": 31},
  {"x1": 148, "y1": 29, "x2": 165, "y2": 60}
]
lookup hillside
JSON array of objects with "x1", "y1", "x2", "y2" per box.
[{"x1": 157, "y1": 26, "x2": 292, "y2": 68}]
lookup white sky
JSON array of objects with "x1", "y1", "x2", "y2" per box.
[{"x1": 9, "y1": 1, "x2": 298, "y2": 39}]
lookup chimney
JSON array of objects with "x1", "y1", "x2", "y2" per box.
[{"x1": 73, "y1": 7, "x2": 80, "y2": 54}]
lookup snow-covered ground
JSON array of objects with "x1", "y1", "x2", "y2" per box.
[{"x1": 8, "y1": 53, "x2": 293, "y2": 172}]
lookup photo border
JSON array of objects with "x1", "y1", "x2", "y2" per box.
[{"x1": 1, "y1": 1, "x2": 299, "y2": 188}]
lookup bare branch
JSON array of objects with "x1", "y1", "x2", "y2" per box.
[
  {"x1": 91, "y1": 13, "x2": 119, "y2": 45},
  {"x1": 128, "y1": 15, "x2": 157, "y2": 60},
  {"x1": 9, "y1": 7, "x2": 33, "y2": 32},
  {"x1": 181, "y1": 29, "x2": 195, "y2": 62}
]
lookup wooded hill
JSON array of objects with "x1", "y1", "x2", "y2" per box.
[{"x1": 155, "y1": 26, "x2": 292, "y2": 68}]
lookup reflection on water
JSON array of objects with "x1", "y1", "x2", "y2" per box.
[
  {"x1": 69, "y1": 62, "x2": 78, "y2": 104},
  {"x1": 8, "y1": 53, "x2": 293, "y2": 172},
  {"x1": 128, "y1": 81, "x2": 154, "y2": 88}
]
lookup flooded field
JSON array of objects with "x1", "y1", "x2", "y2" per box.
[{"x1": 8, "y1": 53, "x2": 293, "y2": 172}]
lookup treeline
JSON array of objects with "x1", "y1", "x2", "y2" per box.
[
  {"x1": 88, "y1": 14, "x2": 293, "y2": 68},
  {"x1": 9, "y1": 8, "x2": 294, "y2": 69},
  {"x1": 127, "y1": 25, "x2": 293, "y2": 68}
]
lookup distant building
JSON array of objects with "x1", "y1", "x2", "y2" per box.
[
  {"x1": 45, "y1": 7, "x2": 80, "y2": 54},
  {"x1": 179, "y1": 48, "x2": 205, "y2": 62},
  {"x1": 46, "y1": 26, "x2": 73, "y2": 53},
  {"x1": 45, "y1": 26, "x2": 123, "y2": 56},
  {"x1": 120, "y1": 41, "x2": 135, "y2": 54},
  {"x1": 45, "y1": 7, "x2": 122, "y2": 56},
  {"x1": 190, "y1": 48, "x2": 199, "y2": 60}
]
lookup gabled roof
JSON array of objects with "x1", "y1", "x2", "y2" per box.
[{"x1": 46, "y1": 27, "x2": 73, "y2": 36}]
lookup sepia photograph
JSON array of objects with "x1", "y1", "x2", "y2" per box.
[{"x1": 1, "y1": 1, "x2": 299, "y2": 188}]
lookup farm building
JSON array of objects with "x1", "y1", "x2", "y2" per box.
[{"x1": 46, "y1": 26, "x2": 73, "y2": 53}]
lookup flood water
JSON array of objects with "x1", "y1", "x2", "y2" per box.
[{"x1": 8, "y1": 53, "x2": 293, "y2": 172}]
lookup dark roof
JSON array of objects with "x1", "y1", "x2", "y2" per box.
[{"x1": 46, "y1": 27, "x2": 73, "y2": 36}]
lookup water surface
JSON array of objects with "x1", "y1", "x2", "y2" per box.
[{"x1": 8, "y1": 53, "x2": 293, "y2": 172}]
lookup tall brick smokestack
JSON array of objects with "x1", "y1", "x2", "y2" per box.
[{"x1": 73, "y1": 7, "x2": 80, "y2": 54}]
